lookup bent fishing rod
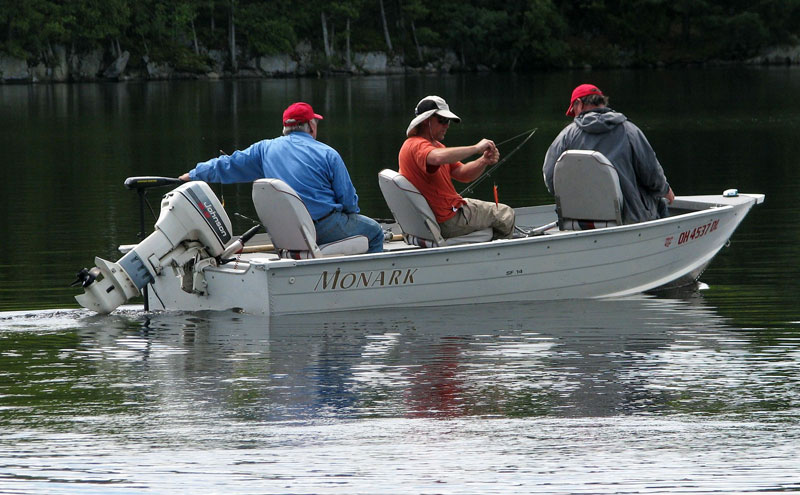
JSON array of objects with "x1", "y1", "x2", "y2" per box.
[{"x1": 459, "y1": 127, "x2": 537, "y2": 197}]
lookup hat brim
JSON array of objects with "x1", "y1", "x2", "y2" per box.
[
  {"x1": 283, "y1": 113, "x2": 324, "y2": 126},
  {"x1": 406, "y1": 109, "x2": 461, "y2": 137}
]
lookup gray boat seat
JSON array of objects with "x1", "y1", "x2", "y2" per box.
[
  {"x1": 553, "y1": 150, "x2": 623, "y2": 230},
  {"x1": 252, "y1": 178, "x2": 368, "y2": 259},
  {"x1": 378, "y1": 169, "x2": 492, "y2": 247}
]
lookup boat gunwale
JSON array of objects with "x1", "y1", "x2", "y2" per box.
[{"x1": 210, "y1": 195, "x2": 756, "y2": 271}]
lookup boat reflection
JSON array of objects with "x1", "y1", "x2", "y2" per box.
[
  {"x1": 5, "y1": 291, "x2": 794, "y2": 424},
  {"x1": 60, "y1": 293, "x2": 769, "y2": 421}
]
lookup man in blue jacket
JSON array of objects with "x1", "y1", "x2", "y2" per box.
[
  {"x1": 542, "y1": 84, "x2": 675, "y2": 224},
  {"x1": 179, "y1": 102, "x2": 384, "y2": 253}
]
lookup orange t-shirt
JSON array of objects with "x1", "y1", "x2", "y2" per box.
[{"x1": 398, "y1": 136, "x2": 466, "y2": 222}]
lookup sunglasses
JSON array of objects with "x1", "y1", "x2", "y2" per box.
[{"x1": 436, "y1": 116, "x2": 451, "y2": 125}]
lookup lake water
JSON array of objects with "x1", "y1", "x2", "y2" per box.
[{"x1": 1, "y1": 69, "x2": 799, "y2": 493}]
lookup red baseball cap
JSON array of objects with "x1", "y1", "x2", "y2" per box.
[
  {"x1": 282, "y1": 102, "x2": 323, "y2": 125},
  {"x1": 566, "y1": 84, "x2": 604, "y2": 116}
]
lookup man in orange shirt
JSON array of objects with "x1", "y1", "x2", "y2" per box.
[{"x1": 398, "y1": 95, "x2": 515, "y2": 240}]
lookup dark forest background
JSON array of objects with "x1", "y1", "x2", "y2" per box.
[{"x1": 3, "y1": 0, "x2": 800, "y2": 74}]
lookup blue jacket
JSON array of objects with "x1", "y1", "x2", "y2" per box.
[
  {"x1": 190, "y1": 132, "x2": 360, "y2": 220},
  {"x1": 542, "y1": 107, "x2": 670, "y2": 224}
]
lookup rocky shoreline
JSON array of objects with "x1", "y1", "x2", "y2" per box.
[
  {"x1": 0, "y1": 42, "x2": 471, "y2": 83},
  {"x1": 3, "y1": 44, "x2": 800, "y2": 84}
]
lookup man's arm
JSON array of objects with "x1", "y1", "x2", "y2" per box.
[
  {"x1": 427, "y1": 139, "x2": 494, "y2": 166},
  {"x1": 427, "y1": 138, "x2": 498, "y2": 182},
  {"x1": 542, "y1": 127, "x2": 571, "y2": 194},
  {"x1": 180, "y1": 142, "x2": 267, "y2": 183},
  {"x1": 329, "y1": 151, "x2": 360, "y2": 213},
  {"x1": 450, "y1": 145, "x2": 499, "y2": 182},
  {"x1": 626, "y1": 124, "x2": 674, "y2": 202}
]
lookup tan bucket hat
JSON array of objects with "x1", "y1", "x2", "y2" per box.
[{"x1": 406, "y1": 95, "x2": 461, "y2": 137}]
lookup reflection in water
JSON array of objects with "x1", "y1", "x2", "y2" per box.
[
  {"x1": 1, "y1": 296, "x2": 800, "y2": 493},
  {"x1": 2, "y1": 295, "x2": 789, "y2": 423}
]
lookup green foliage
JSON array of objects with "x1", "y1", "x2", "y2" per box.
[
  {"x1": 519, "y1": 0, "x2": 568, "y2": 68},
  {"x1": 0, "y1": 0, "x2": 61, "y2": 57},
  {"x1": 237, "y1": 2, "x2": 297, "y2": 55},
  {"x1": 720, "y1": 12, "x2": 770, "y2": 57},
  {"x1": 149, "y1": 42, "x2": 210, "y2": 72},
  {"x1": 62, "y1": 0, "x2": 130, "y2": 48},
  {"x1": 2, "y1": 0, "x2": 800, "y2": 71}
]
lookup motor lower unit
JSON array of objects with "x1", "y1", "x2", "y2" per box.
[{"x1": 74, "y1": 181, "x2": 232, "y2": 314}]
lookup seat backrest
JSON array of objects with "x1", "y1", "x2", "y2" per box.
[
  {"x1": 378, "y1": 169, "x2": 445, "y2": 245},
  {"x1": 553, "y1": 150, "x2": 623, "y2": 229},
  {"x1": 252, "y1": 178, "x2": 322, "y2": 257}
]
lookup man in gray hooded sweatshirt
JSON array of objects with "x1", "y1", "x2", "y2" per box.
[{"x1": 542, "y1": 84, "x2": 675, "y2": 224}]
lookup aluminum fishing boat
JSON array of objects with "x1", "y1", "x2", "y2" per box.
[{"x1": 72, "y1": 151, "x2": 764, "y2": 316}]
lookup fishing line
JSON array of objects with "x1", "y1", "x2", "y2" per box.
[
  {"x1": 495, "y1": 127, "x2": 537, "y2": 148},
  {"x1": 460, "y1": 128, "x2": 537, "y2": 197},
  {"x1": 234, "y1": 212, "x2": 261, "y2": 225}
]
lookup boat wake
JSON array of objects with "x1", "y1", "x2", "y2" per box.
[{"x1": 0, "y1": 305, "x2": 144, "y2": 333}]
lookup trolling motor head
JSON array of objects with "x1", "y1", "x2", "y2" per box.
[{"x1": 74, "y1": 180, "x2": 232, "y2": 314}]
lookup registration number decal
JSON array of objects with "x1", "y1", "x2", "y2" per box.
[{"x1": 676, "y1": 218, "x2": 719, "y2": 246}]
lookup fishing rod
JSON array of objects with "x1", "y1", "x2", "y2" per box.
[
  {"x1": 217, "y1": 149, "x2": 228, "y2": 207},
  {"x1": 495, "y1": 127, "x2": 537, "y2": 148},
  {"x1": 459, "y1": 128, "x2": 537, "y2": 197}
]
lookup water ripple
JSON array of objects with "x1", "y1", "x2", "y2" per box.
[{"x1": 1, "y1": 298, "x2": 799, "y2": 493}]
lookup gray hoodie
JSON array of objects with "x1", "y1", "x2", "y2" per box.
[{"x1": 542, "y1": 107, "x2": 670, "y2": 224}]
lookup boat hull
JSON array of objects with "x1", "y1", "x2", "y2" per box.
[{"x1": 145, "y1": 193, "x2": 763, "y2": 315}]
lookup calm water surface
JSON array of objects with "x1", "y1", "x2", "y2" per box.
[
  {"x1": 1, "y1": 69, "x2": 799, "y2": 493},
  {"x1": 1, "y1": 299, "x2": 799, "y2": 493}
]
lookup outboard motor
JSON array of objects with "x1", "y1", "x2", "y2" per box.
[{"x1": 74, "y1": 181, "x2": 232, "y2": 314}]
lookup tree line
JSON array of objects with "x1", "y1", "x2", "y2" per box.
[{"x1": 3, "y1": 0, "x2": 800, "y2": 73}]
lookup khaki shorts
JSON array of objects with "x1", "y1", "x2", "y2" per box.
[{"x1": 439, "y1": 198, "x2": 515, "y2": 239}]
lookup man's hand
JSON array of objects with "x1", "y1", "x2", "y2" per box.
[
  {"x1": 474, "y1": 139, "x2": 499, "y2": 167},
  {"x1": 179, "y1": 173, "x2": 190, "y2": 182},
  {"x1": 475, "y1": 138, "x2": 495, "y2": 155},
  {"x1": 665, "y1": 186, "x2": 675, "y2": 204},
  {"x1": 482, "y1": 143, "x2": 499, "y2": 165}
]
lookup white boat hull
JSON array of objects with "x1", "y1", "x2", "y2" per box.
[{"x1": 143, "y1": 193, "x2": 763, "y2": 316}]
